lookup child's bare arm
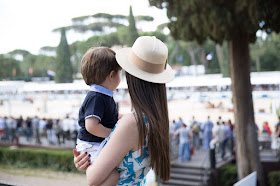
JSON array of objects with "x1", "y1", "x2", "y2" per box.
[{"x1": 85, "y1": 117, "x2": 112, "y2": 138}]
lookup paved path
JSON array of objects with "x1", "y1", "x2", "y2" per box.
[
  {"x1": 0, "y1": 166, "x2": 157, "y2": 186},
  {"x1": 0, "y1": 166, "x2": 87, "y2": 186},
  {"x1": 171, "y1": 147, "x2": 233, "y2": 169}
]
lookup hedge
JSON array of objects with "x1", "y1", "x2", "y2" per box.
[
  {"x1": 0, "y1": 147, "x2": 80, "y2": 173},
  {"x1": 217, "y1": 163, "x2": 238, "y2": 186},
  {"x1": 268, "y1": 171, "x2": 280, "y2": 186},
  {"x1": 218, "y1": 164, "x2": 280, "y2": 186}
]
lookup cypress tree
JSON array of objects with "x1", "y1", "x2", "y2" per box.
[
  {"x1": 55, "y1": 28, "x2": 73, "y2": 83},
  {"x1": 127, "y1": 6, "x2": 139, "y2": 47}
]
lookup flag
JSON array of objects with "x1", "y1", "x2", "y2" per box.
[
  {"x1": 47, "y1": 70, "x2": 56, "y2": 77},
  {"x1": 12, "y1": 68, "x2": 16, "y2": 76},
  {"x1": 206, "y1": 52, "x2": 214, "y2": 61},
  {"x1": 178, "y1": 55, "x2": 183, "y2": 63},
  {"x1": 29, "y1": 67, "x2": 33, "y2": 76}
]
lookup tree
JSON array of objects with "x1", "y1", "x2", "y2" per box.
[
  {"x1": 55, "y1": 28, "x2": 73, "y2": 83},
  {"x1": 8, "y1": 49, "x2": 30, "y2": 59},
  {"x1": 0, "y1": 55, "x2": 21, "y2": 80},
  {"x1": 20, "y1": 54, "x2": 37, "y2": 77},
  {"x1": 53, "y1": 9, "x2": 154, "y2": 74},
  {"x1": 127, "y1": 6, "x2": 139, "y2": 46},
  {"x1": 251, "y1": 32, "x2": 280, "y2": 71},
  {"x1": 21, "y1": 54, "x2": 56, "y2": 77},
  {"x1": 65, "y1": 9, "x2": 153, "y2": 47},
  {"x1": 149, "y1": 0, "x2": 280, "y2": 185}
]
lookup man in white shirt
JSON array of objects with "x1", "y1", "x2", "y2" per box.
[
  {"x1": 61, "y1": 115, "x2": 71, "y2": 143},
  {"x1": 213, "y1": 121, "x2": 226, "y2": 159}
]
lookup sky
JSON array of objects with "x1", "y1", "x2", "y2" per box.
[{"x1": 0, "y1": 0, "x2": 168, "y2": 55}]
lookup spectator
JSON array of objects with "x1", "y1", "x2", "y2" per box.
[
  {"x1": 0, "y1": 117, "x2": 5, "y2": 140},
  {"x1": 169, "y1": 119, "x2": 177, "y2": 158},
  {"x1": 5, "y1": 116, "x2": 13, "y2": 141},
  {"x1": 201, "y1": 116, "x2": 214, "y2": 150},
  {"x1": 190, "y1": 116, "x2": 198, "y2": 126},
  {"x1": 25, "y1": 117, "x2": 33, "y2": 142},
  {"x1": 15, "y1": 115, "x2": 24, "y2": 144},
  {"x1": 191, "y1": 118, "x2": 200, "y2": 149},
  {"x1": 227, "y1": 119, "x2": 234, "y2": 132},
  {"x1": 223, "y1": 121, "x2": 232, "y2": 157},
  {"x1": 9, "y1": 117, "x2": 17, "y2": 144},
  {"x1": 226, "y1": 120, "x2": 234, "y2": 155},
  {"x1": 39, "y1": 118, "x2": 47, "y2": 139},
  {"x1": 62, "y1": 115, "x2": 71, "y2": 143},
  {"x1": 217, "y1": 116, "x2": 223, "y2": 125},
  {"x1": 16, "y1": 116, "x2": 23, "y2": 135},
  {"x1": 174, "y1": 123, "x2": 192, "y2": 162},
  {"x1": 169, "y1": 119, "x2": 177, "y2": 136},
  {"x1": 176, "y1": 117, "x2": 184, "y2": 130},
  {"x1": 275, "y1": 116, "x2": 280, "y2": 138},
  {"x1": 55, "y1": 119, "x2": 63, "y2": 145},
  {"x1": 46, "y1": 119, "x2": 54, "y2": 144},
  {"x1": 262, "y1": 121, "x2": 271, "y2": 136},
  {"x1": 69, "y1": 117, "x2": 78, "y2": 143},
  {"x1": 32, "y1": 116, "x2": 41, "y2": 144},
  {"x1": 213, "y1": 121, "x2": 226, "y2": 159}
]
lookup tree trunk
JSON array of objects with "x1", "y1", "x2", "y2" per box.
[
  {"x1": 256, "y1": 56, "x2": 260, "y2": 72},
  {"x1": 200, "y1": 46, "x2": 206, "y2": 67},
  {"x1": 229, "y1": 33, "x2": 265, "y2": 186}
]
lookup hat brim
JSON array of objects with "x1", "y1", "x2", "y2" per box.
[{"x1": 116, "y1": 48, "x2": 175, "y2": 84}]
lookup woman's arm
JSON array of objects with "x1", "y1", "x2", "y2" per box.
[{"x1": 86, "y1": 113, "x2": 139, "y2": 186}]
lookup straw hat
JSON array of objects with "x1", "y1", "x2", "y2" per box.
[{"x1": 115, "y1": 36, "x2": 174, "y2": 83}]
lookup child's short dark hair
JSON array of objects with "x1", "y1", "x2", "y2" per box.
[{"x1": 81, "y1": 47, "x2": 121, "y2": 85}]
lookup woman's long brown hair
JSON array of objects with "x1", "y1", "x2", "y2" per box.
[{"x1": 125, "y1": 72, "x2": 170, "y2": 181}]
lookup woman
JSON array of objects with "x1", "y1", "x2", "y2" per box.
[{"x1": 73, "y1": 36, "x2": 174, "y2": 185}]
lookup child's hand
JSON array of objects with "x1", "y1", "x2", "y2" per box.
[{"x1": 73, "y1": 149, "x2": 91, "y2": 171}]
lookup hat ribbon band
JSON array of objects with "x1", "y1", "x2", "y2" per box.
[{"x1": 129, "y1": 51, "x2": 166, "y2": 74}]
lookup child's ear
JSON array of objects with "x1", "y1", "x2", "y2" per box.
[{"x1": 109, "y1": 70, "x2": 116, "y2": 80}]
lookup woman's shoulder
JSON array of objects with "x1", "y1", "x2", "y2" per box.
[
  {"x1": 117, "y1": 113, "x2": 138, "y2": 132},
  {"x1": 112, "y1": 113, "x2": 139, "y2": 151}
]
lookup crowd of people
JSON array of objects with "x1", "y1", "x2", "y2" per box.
[
  {"x1": 0, "y1": 114, "x2": 80, "y2": 146},
  {"x1": 0, "y1": 114, "x2": 279, "y2": 151},
  {"x1": 260, "y1": 118, "x2": 280, "y2": 137},
  {"x1": 169, "y1": 115, "x2": 280, "y2": 163},
  {"x1": 169, "y1": 116, "x2": 235, "y2": 162}
]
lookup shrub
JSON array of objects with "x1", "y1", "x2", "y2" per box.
[
  {"x1": 0, "y1": 148, "x2": 79, "y2": 173},
  {"x1": 217, "y1": 163, "x2": 238, "y2": 186},
  {"x1": 268, "y1": 171, "x2": 280, "y2": 186}
]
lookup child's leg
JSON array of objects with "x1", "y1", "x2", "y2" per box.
[{"x1": 99, "y1": 168, "x2": 119, "y2": 186}]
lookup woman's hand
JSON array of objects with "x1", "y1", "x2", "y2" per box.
[{"x1": 73, "y1": 149, "x2": 91, "y2": 171}]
